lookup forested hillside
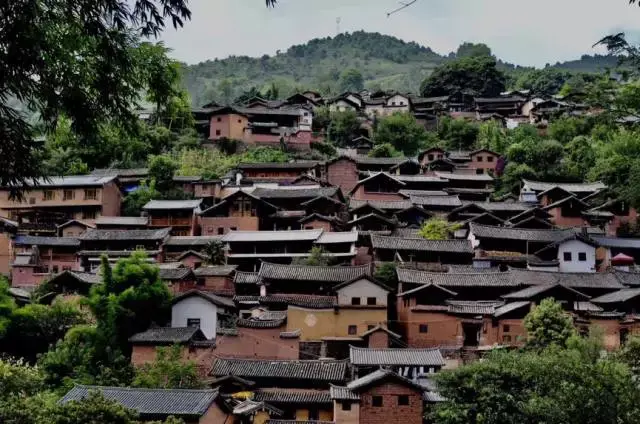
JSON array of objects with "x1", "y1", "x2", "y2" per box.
[{"x1": 181, "y1": 31, "x2": 619, "y2": 106}]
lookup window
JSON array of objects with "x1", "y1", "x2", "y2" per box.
[
  {"x1": 187, "y1": 318, "x2": 201, "y2": 327},
  {"x1": 84, "y1": 189, "x2": 97, "y2": 200},
  {"x1": 230, "y1": 227, "x2": 237, "y2": 231},
  {"x1": 62, "y1": 266, "x2": 72, "y2": 271},
  {"x1": 419, "y1": 324, "x2": 429, "y2": 333},
  {"x1": 427, "y1": 154, "x2": 434, "y2": 161},
  {"x1": 52, "y1": 265, "x2": 59, "y2": 273},
  {"x1": 217, "y1": 117, "x2": 222, "y2": 122},
  {"x1": 366, "y1": 297, "x2": 377, "y2": 306},
  {"x1": 305, "y1": 226, "x2": 314, "y2": 230},
  {"x1": 476, "y1": 169, "x2": 484, "y2": 175},
  {"x1": 197, "y1": 278, "x2": 205, "y2": 286},
  {"x1": 397, "y1": 395, "x2": 410, "y2": 406},
  {"x1": 578, "y1": 252, "x2": 587, "y2": 262},
  {"x1": 391, "y1": 101, "x2": 396, "y2": 106},
  {"x1": 341, "y1": 402, "x2": 352, "y2": 411},
  {"x1": 367, "y1": 324, "x2": 375, "y2": 330},
  {"x1": 217, "y1": 228, "x2": 224, "y2": 235},
  {"x1": 63, "y1": 190, "x2": 74, "y2": 200},
  {"x1": 477, "y1": 156, "x2": 484, "y2": 162},
  {"x1": 215, "y1": 130, "x2": 221, "y2": 136},
  {"x1": 503, "y1": 324, "x2": 511, "y2": 333},
  {"x1": 371, "y1": 396, "x2": 383, "y2": 407},
  {"x1": 136, "y1": 245, "x2": 145, "y2": 250},
  {"x1": 29, "y1": 197, "x2": 36, "y2": 205},
  {"x1": 43, "y1": 190, "x2": 54, "y2": 201},
  {"x1": 503, "y1": 335, "x2": 512, "y2": 343},
  {"x1": 238, "y1": 119, "x2": 242, "y2": 123},
  {"x1": 563, "y1": 252, "x2": 572, "y2": 262},
  {"x1": 351, "y1": 297, "x2": 361, "y2": 306},
  {"x1": 83, "y1": 210, "x2": 96, "y2": 220},
  {"x1": 487, "y1": 156, "x2": 494, "y2": 162},
  {"x1": 348, "y1": 325, "x2": 357, "y2": 335}
]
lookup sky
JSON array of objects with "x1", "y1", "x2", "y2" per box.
[{"x1": 159, "y1": 0, "x2": 640, "y2": 67}]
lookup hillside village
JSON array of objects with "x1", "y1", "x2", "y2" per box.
[{"x1": 7, "y1": 1, "x2": 640, "y2": 423}]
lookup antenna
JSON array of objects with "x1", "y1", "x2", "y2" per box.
[
  {"x1": 336, "y1": 17, "x2": 341, "y2": 34},
  {"x1": 387, "y1": 0, "x2": 418, "y2": 17}
]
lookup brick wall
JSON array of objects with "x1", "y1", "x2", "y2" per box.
[
  {"x1": 179, "y1": 254, "x2": 204, "y2": 270},
  {"x1": 199, "y1": 216, "x2": 259, "y2": 235},
  {"x1": 101, "y1": 181, "x2": 122, "y2": 217},
  {"x1": 547, "y1": 207, "x2": 586, "y2": 228},
  {"x1": 199, "y1": 403, "x2": 230, "y2": 424},
  {"x1": 333, "y1": 400, "x2": 360, "y2": 424},
  {"x1": 367, "y1": 330, "x2": 389, "y2": 348},
  {"x1": 0, "y1": 232, "x2": 11, "y2": 275},
  {"x1": 359, "y1": 382, "x2": 423, "y2": 424},
  {"x1": 301, "y1": 219, "x2": 333, "y2": 232},
  {"x1": 327, "y1": 158, "x2": 359, "y2": 193},
  {"x1": 405, "y1": 311, "x2": 461, "y2": 348},
  {"x1": 175, "y1": 276, "x2": 235, "y2": 296},
  {"x1": 212, "y1": 327, "x2": 299, "y2": 359}
]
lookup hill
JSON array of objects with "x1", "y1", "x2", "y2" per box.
[{"x1": 181, "y1": 31, "x2": 619, "y2": 106}]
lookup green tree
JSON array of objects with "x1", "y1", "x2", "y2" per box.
[
  {"x1": 0, "y1": 0, "x2": 191, "y2": 194},
  {"x1": 548, "y1": 116, "x2": 591, "y2": 144},
  {"x1": 420, "y1": 56, "x2": 506, "y2": 97},
  {"x1": 374, "y1": 113, "x2": 428, "y2": 155},
  {"x1": 2, "y1": 300, "x2": 88, "y2": 362},
  {"x1": 437, "y1": 117, "x2": 479, "y2": 151},
  {"x1": 513, "y1": 68, "x2": 572, "y2": 96},
  {"x1": 374, "y1": 262, "x2": 398, "y2": 289},
  {"x1": 496, "y1": 162, "x2": 537, "y2": 196},
  {"x1": 133, "y1": 345, "x2": 202, "y2": 389},
  {"x1": 418, "y1": 218, "x2": 462, "y2": 240},
  {"x1": 293, "y1": 247, "x2": 332, "y2": 266},
  {"x1": 327, "y1": 111, "x2": 362, "y2": 147},
  {"x1": 477, "y1": 120, "x2": 509, "y2": 154},
  {"x1": 368, "y1": 143, "x2": 402, "y2": 158},
  {"x1": 148, "y1": 155, "x2": 179, "y2": 193},
  {"x1": 524, "y1": 298, "x2": 576, "y2": 350},
  {"x1": 0, "y1": 278, "x2": 16, "y2": 338},
  {"x1": 51, "y1": 391, "x2": 139, "y2": 424},
  {"x1": 203, "y1": 240, "x2": 226, "y2": 266},
  {"x1": 456, "y1": 42, "x2": 492, "y2": 58},
  {"x1": 122, "y1": 181, "x2": 161, "y2": 217},
  {"x1": 339, "y1": 69, "x2": 364, "y2": 92},
  {"x1": 617, "y1": 335, "x2": 640, "y2": 379}
]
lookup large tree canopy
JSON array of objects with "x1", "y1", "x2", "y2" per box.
[{"x1": 420, "y1": 56, "x2": 506, "y2": 98}]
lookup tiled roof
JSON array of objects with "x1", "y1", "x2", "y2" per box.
[
  {"x1": 13, "y1": 236, "x2": 80, "y2": 247},
  {"x1": 59, "y1": 385, "x2": 218, "y2": 417},
  {"x1": 9, "y1": 175, "x2": 116, "y2": 188},
  {"x1": 95, "y1": 216, "x2": 149, "y2": 226},
  {"x1": 349, "y1": 199, "x2": 412, "y2": 211},
  {"x1": 48, "y1": 271, "x2": 101, "y2": 285},
  {"x1": 397, "y1": 268, "x2": 519, "y2": 287},
  {"x1": 354, "y1": 156, "x2": 407, "y2": 166},
  {"x1": 574, "y1": 301, "x2": 603, "y2": 312},
  {"x1": 79, "y1": 228, "x2": 171, "y2": 241},
  {"x1": 238, "y1": 162, "x2": 319, "y2": 170},
  {"x1": 143, "y1": 199, "x2": 202, "y2": 210},
  {"x1": 254, "y1": 389, "x2": 332, "y2": 404},
  {"x1": 237, "y1": 318, "x2": 286, "y2": 328},
  {"x1": 349, "y1": 346, "x2": 444, "y2": 366},
  {"x1": 434, "y1": 172, "x2": 493, "y2": 182},
  {"x1": 469, "y1": 223, "x2": 574, "y2": 243},
  {"x1": 259, "y1": 262, "x2": 371, "y2": 283},
  {"x1": 509, "y1": 269, "x2": 625, "y2": 289},
  {"x1": 423, "y1": 391, "x2": 447, "y2": 403},
  {"x1": 270, "y1": 210, "x2": 307, "y2": 219},
  {"x1": 159, "y1": 267, "x2": 193, "y2": 281},
  {"x1": 330, "y1": 385, "x2": 360, "y2": 400},
  {"x1": 591, "y1": 288, "x2": 640, "y2": 304},
  {"x1": 493, "y1": 301, "x2": 531, "y2": 318},
  {"x1": 371, "y1": 235, "x2": 473, "y2": 253},
  {"x1": 91, "y1": 168, "x2": 148, "y2": 177},
  {"x1": 128, "y1": 327, "x2": 202, "y2": 344},
  {"x1": 280, "y1": 329, "x2": 301, "y2": 339},
  {"x1": 346, "y1": 369, "x2": 424, "y2": 392},
  {"x1": 165, "y1": 236, "x2": 222, "y2": 246},
  {"x1": 211, "y1": 358, "x2": 349, "y2": 383},
  {"x1": 613, "y1": 270, "x2": 640, "y2": 286},
  {"x1": 399, "y1": 190, "x2": 448, "y2": 197},
  {"x1": 360, "y1": 325, "x2": 401, "y2": 339},
  {"x1": 252, "y1": 187, "x2": 339, "y2": 199},
  {"x1": 464, "y1": 202, "x2": 532, "y2": 212},
  {"x1": 410, "y1": 195, "x2": 462, "y2": 207},
  {"x1": 173, "y1": 290, "x2": 236, "y2": 308},
  {"x1": 260, "y1": 294, "x2": 338, "y2": 309},
  {"x1": 592, "y1": 237, "x2": 640, "y2": 249},
  {"x1": 222, "y1": 229, "x2": 323, "y2": 242},
  {"x1": 502, "y1": 283, "x2": 590, "y2": 300},
  {"x1": 390, "y1": 228, "x2": 422, "y2": 238},
  {"x1": 316, "y1": 231, "x2": 358, "y2": 244},
  {"x1": 522, "y1": 179, "x2": 606, "y2": 193},
  {"x1": 234, "y1": 271, "x2": 260, "y2": 285},
  {"x1": 194, "y1": 266, "x2": 238, "y2": 277},
  {"x1": 446, "y1": 300, "x2": 505, "y2": 315}
]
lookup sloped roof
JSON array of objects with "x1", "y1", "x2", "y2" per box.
[
  {"x1": 522, "y1": 179, "x2": 606, "y2": 193},
  {"x1": 330, "y1": 385, "x2": 360, "y2": 400},
  {"x1": 410, "y1": 195, "x2": 462, "y2": 208},
  {"x1": 316, "y1": 232, "x2": 358, "y2": 244},
  {"x1": 591, "y1": 288, "x2": 640, "y2": 304},
  {"x1": 464, "y1": 202, "x2": 532, "y2": 212},
  {"x1": 254, "y1": 389, "x2": 332, "y2": 405},
  {"x1": 49, "y1": 270, "x2": 102, "y2": 285},
  {"x1": 502, "y1": 283, "x2": 590, "y2": 300},
  {"x1": 446, "y1": 300, "x2": 505, "y2": 315},
  {"x1": 353, "y1": 156, "x2": 408, "y2": 166},
  {"x1": 493, "y1": 301, "x2": 531, "y2": 318},
  {"x1": 350, "y1": 346, "x2": 444, "y2": 366},
  {"x1": 238, "y1": 162, "x2": 319, "y2": 170},
  {"x1": 222, "y1": 229, "x2": 322, "y2": 243},
  {"x1": 397, "y1": 268, "x2": 518, "y2": 287},
  {"x1": 128, "y1": 327, "x2": 203, "y2": 344},
  {"x1": 349, "y1": 199, "x2": 413, "y2": 211},
  {"x1": 371, "y1": 235, "x2": 473, "y2": 254},
  {"x1": 347, "y1": 369, "x2": 424, "y2": 392},
  {"x1": 237, "y1": 318, "x2": 286, "y2": 329},
  {"x1": 143, "y1": 199, "x2": 202, "y2": 210},
  {"x1": 234, "y1": 271, "x2": 260, "y2": 285},
  {"x1": 509, "y1": 269, "x2": 625, "y2": 289},
  {"x1": 193, "y1": 266, "x2": 238, "y2": 277},
  {"x1": 592, "y1": 237, "x2": 640, "y2": 249},
  {"x1": 8, "y1": 175, "x2": 116, "y2": 188},
  {"x1": 95, "y1": 216, "x2": 149, "y2": 226},
  {"x1": 210, "y1": 358, "x2": 349, "y2": 382},
  {"x1": 79, "y1": 228, "x2": 171, "y2": 241},
  {"x1": 59, "y1": 385, "x2": 218, "y2": 418},
  {"x1": 252, "y1": 187, "x2": 339, "y2": 200},
  {"x1": 165, "y1": 236, "x2": 222, "y2": 247},
  {"x1": 333, "y1": 274, "x2": 393, "y2": 292},
  {"x1": 350, "y1": 173, "x2": 406, "y2": 194},
  {"x1": 159, "y1": 267, "x2": 194, "y2": 281},
  {"x1": 13, "y1": 236, "x2": 80, "y2": 247},
  {"x1": 259, "y1": 262, "x2": 371, "y2": 283},
  {"x1": 434, "y1": 172, "x2": 493, "y2": 182},
  {"x1": 469, "y1": 223, "x2": 575, "y2": 243},
  {"x1": 172, "y1": 290, "x2": 235, "y2": 308}
]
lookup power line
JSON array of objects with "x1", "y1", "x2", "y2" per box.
[{"x1": 387, "y1": 0, "x2": 418, "y2": 17}]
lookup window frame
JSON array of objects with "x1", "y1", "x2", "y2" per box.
[
  {"x1": 351, "y1": 297, "x2": 361, "y2": 306},
  {"x1": 187, "y1": 318, "x2": 201, "y2": 328},
  {"x1": 366, "y1": 297, "x2": 377, "y2": 306},
  {"x1": 419, "y1": 324, "x2": 429, "y2": 333},
  {"x1": 347, "y1": 325, "x2": 357, "y2": 335},
  {"x1": 578, "y1": 252, "x2": 587, "y2": 262},
  {"x1": 397, "y1": 395, "x2": 410, "y2": 406},
  {"x1": 371, "y1": 396, "x2": 383, "y2": 407},
  {"x1": 563, "y1": 252, "x2": 572, "y2": 262}
]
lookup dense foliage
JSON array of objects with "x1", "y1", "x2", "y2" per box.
[
  {"x1": 418, "y1": 218, "x2": 463, "y2": 240},
  {"x1": 420, "y1": 55, "x2": 507, "y2": 98}
]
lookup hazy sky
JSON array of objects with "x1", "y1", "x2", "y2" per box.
[{"x1": 159, "y1": 0, "x2": 640, "y2": 67}]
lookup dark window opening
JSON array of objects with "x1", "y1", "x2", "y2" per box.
[
  {"x1": 351, "y1": 297, "x2": 361, "y2": 306},
  {"x1": 398, "y1": 395, "x2": 410, "y2": 406},
  {"x1": 348, "y1": 325, "x2": 357, "y2": 335},
  {"x1": 419, "y1": 324, "x2": 428, "y2": 333},
  {"x1": 563, "y1": 252, "x2": 572, "y2": 262},
  {"x1": 187, "y1": 318, "x2": 201, "y2": 327},
  {"x1": 503, "y1": 325, "x2": 510, "y2": 333},
  {"x1": 341, "y1": 402, "x2": 351, "y2": 411},
  {"x1": 366, "y1": 297, "x2": 376, "y2": 306},
  {"x1": 578, "y1": 252, "x2": 587, "y2": 262},
  {"x1": 372, "y1": 396, "x2": 383, "y2": 407}
]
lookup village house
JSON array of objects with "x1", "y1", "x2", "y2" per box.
[
  {"x1": 56, "y1": 219, "x2": 94, "y2": 238},
  {"x1": 326, "y1": 156, "x2": 360, "y2": 193},
  {"x1": 474, "y1": 96, "x2": 527, "y2": 117},
  {"x1": 129, "y1": 327, "x2": 215, "y2": 369},
  {"x1": 198, "y1": 190, "x2": 279, "y2": 236},
  {"x1": 191, "y1": 265, "x2": 238, "y2": 295},
  {"x1": 76, "y1": 228, "x2": 171, "y2": 272},
  {"x1": 192, "y1": 179, "x2": 222, "y2": 201},
  {"x1": 0, "y1": 175, "x2": 122, "y2": 235},
  {"x1": 0, "y1": 217, "x2": 17, "y2": 275},
  {"x1": 171, "y1": 290, "x2": 236, "y2": 339},
  {"x1": 370, "y1": 235, "x2": 473, "y2": 265},
  {"x1": 60, "y1": 385, "x2": 224, "y2": 424},
  {"x1": 349, "y1": 346, "x2": 445, "y2": 380},
  {"x1": 143, "y1": 199, "x2": 203, "y2": 236},
  {"x1": 468, "y1": 149, "x2": 500, "y2": 174},
  {"x1": 11, "y1": 235, "x2": 80, "y2": 287},
  {"x1": 43, "y1": 270, "x2": 101, "y2": 296},
  {"x1": 522, "y1": 179, "x2": 607, "y2": 200},
  {"x1": 258, "y1": 261, "x2": 372, "y2": 294},
  {"x1": 94, "y1": 216, "x2": 149, "y2": 230},
  {"x1": 163, "y1": 235, "x2": 222, "y2": 262},
  {"x1": 236, "y1": 161, "x2": 321, "y2": 184},
  {"x1": 593, "y1": 237, "x2": 640, "y2": 269},
  {"x1": 251, "y1": 186, "x2": 346, "y2": 212},
  {"x1": 350, "y1": 173, "x2": 406, "y2": 203}
]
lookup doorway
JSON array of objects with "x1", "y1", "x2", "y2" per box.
[{"x1": 462, "y1": 323, "x2": 481, "y2": 347}]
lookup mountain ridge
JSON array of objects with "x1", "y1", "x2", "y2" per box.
[{"x1": 181, "y1": 31, "x2": 619, "y2": 106}]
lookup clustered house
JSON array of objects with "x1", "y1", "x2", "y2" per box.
[{"x1": 3, "y1": 103, "x2": 640, "y2": 423}]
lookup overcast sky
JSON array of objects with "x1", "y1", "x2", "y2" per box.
[{"x1": 159, "y1": 0, "x2": 640, "y2": 67}]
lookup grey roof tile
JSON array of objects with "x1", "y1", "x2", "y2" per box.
[
  {"x1": 509, "y1": 269, "x2": 625, "y2": 289},
  {"x1": 397, "y1": 268, "x2": 518, "y2": 287},
  {"x1": 463, "y1": 201, "x2": 532, "y2": 212},
  {"x1": 238, "y1": 162, "x2": 319, "y2": 170},
  {"x1": 159, "y1": 267, "x2": 193, "y2": 281},
  {"x1": 165, "y1": 236, "x2": 223, "y2": 247},
  {"x1": 330, "y1": 385, "x2": 360, "y2": 400},
  {"x1": 346, "y1": 369, "x2": 425, "y2": 392},
  {"x1": 59, "y1": 385, "x2": 218, "y2": 417},
  {"x1": 13, "y1": 236, "x2": 80, "y2": 247},
  {"x1": 143, "y1": 200, "x2": 202, "y2": 210},
  {"x1": 316, "y1": 232, "x2": 358, "y2": 244},
  {"x1": 79, "y1": 228, "x2": 171, "y2": 241},
  {"x1": 502, "y1": 284, "x2": 590, "y2": 300},
  {"x1": 193, "y1": 266, "x2": 238, "y2": 277},
  {"x1": 95, "y1": 216, "x2": 149, "y2": 226},
  {"x1": 446, "y1": 300, "x2": 505, "y2": 315},
  {"x1": 349, "y1": 346, "x2": 444, "y2": 366},
  {"x1": 493, "y1": 301, "x2": 532, "y2": 317},
  {"x1": 434, "y1": 172, "x2": 493, "y2": 182},
  {"x1": 592, "y1": 237, "x2": 640, "y2": 249},
  {"x1": 234, "y1": 271, "x2": 260, "y2": 285},
  {"x1": 254, "y1": 389, "x2": 331, "y2": 404},
  {"x1": 237, "y1": 318, "x2": 286, "y2": 328},
  {"x1": 591, "y1": 288, "x2": 640, "y2": 303},
  {"x1": 469, "y1": 223, "x2": 575, "y2": 243},
  {"x1": 128, "y1": 327, "x2": 203, "y2": 344},
  {"x1": 173, "y1": 290, "x2": 235, "y2": 308},
  {"x1": 211, "y1": 358, "x2": 349, "y2": 383},
  {"x1": 349, "y1": 199, "x2": 412, "y2": 211},
  {"x1": 410, "y1": 195, "x2": 462, "y2": 208},
  {"x1": 371, "y1": 235, "x2": 472, "y2": 253},
  {"x1": 223, "y1": 230, "x2": 323, "y2": 243},
  {"x1": 522, "y1": 179, "x2": 606, "y2": 193},
  {"x1": 259, "y1": 262, "x2": 371, "y2": 283},
  {"x1": 9, "y1": 175, "x2": 116, "y2": 188},
  {"x1": 252, "y1": 187, "x2": 339, "y2": 200}
]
